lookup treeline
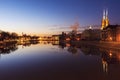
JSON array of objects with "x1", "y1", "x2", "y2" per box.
[
  {"x1": 0, "y1": 31, "x2": 18, "y2": 41},
  {"x1": 0, "y1": 31, "x2": 39, "y2": 41}
]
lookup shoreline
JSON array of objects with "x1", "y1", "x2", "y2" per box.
[{"x1": 67, "y1": 41, "x2": 120, "y2": 50}]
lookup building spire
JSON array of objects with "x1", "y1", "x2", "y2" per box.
[
  {"x1": 106, "y1": 9, "x2": 108, "y2": 16},
  {"x1": 101, "y1": 8, "x2": 109, "y2": 30},
  {"x1": 105, "y1": 9, "x2": 109, "y2": 27},
  {"x1": 103, "y1": 9, "x2": 106, "y2": 19},
  {"x1": 105, "y1": 9, "x2": 108, "y2": 19}
]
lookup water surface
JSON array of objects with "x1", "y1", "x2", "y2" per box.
[{"x1": 0, "y1": 41, "x2": 120, "y2": 80}]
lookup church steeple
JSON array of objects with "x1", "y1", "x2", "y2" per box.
[
  {"x1": 105, "y1": 9, "x2": 109, "y2": 27},
  {"x1": 101, "y1": 9, "x2": 109, "y2": 30},
  {"x1": 103, "y1": 9, "x2": 106, "y2": 19}
]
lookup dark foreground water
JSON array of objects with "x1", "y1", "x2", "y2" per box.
[{"x1": 0, "y1": 41, "x2": 120, "y2": 80}]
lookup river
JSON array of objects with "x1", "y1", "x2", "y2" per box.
[{"x1": 0, "y1": 41, "x2": 120, "y2": 80}]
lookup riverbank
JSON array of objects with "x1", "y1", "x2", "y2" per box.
[{"x1": 77, "y1": 41, "x2": 120, "y2": 50}]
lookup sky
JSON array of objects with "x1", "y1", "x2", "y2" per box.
[{"x1": 0, "y1": 0, "x2": 120, "y2": 35}]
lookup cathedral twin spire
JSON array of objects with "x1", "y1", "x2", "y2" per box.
[{"x1": 101, "y1": 9, "x2": 109, "y2": 30}]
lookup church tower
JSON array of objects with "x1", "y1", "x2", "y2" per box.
[{"x1": 101, "y1": 9, "x2": 109, "y2": 30}]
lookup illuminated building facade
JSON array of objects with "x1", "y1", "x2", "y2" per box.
[
  {"x1": 101, "y1": 8, "x2": 120, "y2": 42},
  {"x1": 101, "y1": 25, "x2": 120, "y2": 41}
]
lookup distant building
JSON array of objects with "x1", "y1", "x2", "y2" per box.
[
  {"x1": 101, "y1": 25, "x2": 120, "y2": 42},
  {"x1": 59, "y1": 31, "x2": 81, "y2": 42},
  {"x1": 81, "y1": 29, "x2": 101, "y2": 41},
  {"x1": 52, "y1": 35, "x2": 59, "y2": 41},
  {"x1": 59, "y1": 32, "x2": 67, "y2": 41},
  {"x1": 100, "y1": 8, "x2": 120, "y2": 42}
]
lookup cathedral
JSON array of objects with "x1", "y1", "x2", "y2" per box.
[{"x1": 101, "y1": 9, "x2": 120, "y2": 42}]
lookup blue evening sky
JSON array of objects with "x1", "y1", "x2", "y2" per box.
[{"x1": 0, "y1": 0, "x2": 119, "y2": 35}]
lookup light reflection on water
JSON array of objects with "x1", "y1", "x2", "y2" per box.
[{"x1": 0, "y1": 41, "x2": 120, "y2": 80}]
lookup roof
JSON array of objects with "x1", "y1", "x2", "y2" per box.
[{"x1": 104, "y1": 25, "x2": 120, "y2": 29}]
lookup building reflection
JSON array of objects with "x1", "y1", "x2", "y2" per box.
[
  {"x1": 80, "y1": 44, "x2": 120, "y2": 73},
  {"x1": 100, "y1": 49, "x2": 120, "y2": 73},
  {"x1": 102, "y1": 58, "x2": 108, "y2": 73},
  {"x1": 57, "y1": 42, "x2": 120, "y2": 74},
  {"x1": 19, "y1": 40, "x2": 40, "y2": 47},
  {"x1": 59, "y1": 42, "x2": 66, "y2": 49},
  {"x1": 80, "y1": 44, "x2": 100, "y2": 56},
  {"x1": 58, "y1": 42, "x2": 80, "y2": 55},
  {"x1": 67, "y1": 45, "x2": 78, "y2": 54},
  {"x1": 39, "y1": 41, "x2": 59, "y2": 45}
]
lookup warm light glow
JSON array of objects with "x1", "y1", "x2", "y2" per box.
[
  {"x1": 66, "y1": 38, "x2": 70, "y2": 41},
  {"x1": 110, "y1": 37, "x2": 112, "y2": 41},
  {"x1": 39, "y1": 37, "x2": 42, "y2": 40},
  {"x1": 118, "y1": 55, "x2": 120, "y2": 60},
  {"x1": 66, "y1": 43, "x2": 70, "y2": 47},
  {"x1": 109, "y1": 53, "x2": 112, "y2": 57},
  {"x1": 117, "y1": 34, "x2": 120, "y2": 42},
  {"x1": 76, "y1": 38, "x2": 80, "y2": 40}
]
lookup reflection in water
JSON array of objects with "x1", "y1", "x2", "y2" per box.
[
  {"x1": 59, "y1": 41, "x2": 66, "y2": 49},
  {"x1": 29, "y1": 41, "x2": 120, "y2": 74},
  {"x1": 80, "y1": 44, "x2": 100, "y2": 56},
  {"x1": 80, "y1": 44, "x2": 120, "y2": 74},
  {"x1": 0, "y1": 40, "x2": 40, "y2": 54},
  {"x1": 68, "y1": 46, "x2": 78, "y2": 54},
  {"x1": 100, "y1": 49, "x2": 120, "y2": 74},
  {"x1": 57, "y1": 41, "x2": 120, "y2": 74},
  {"x1": 102, "y1": 58, "x2": 108, "y2": 73},
  {"x1": 1, "y1": 41, "x2": 120, "y2": 80},
  {"x1": 59, "y1": 42, "x2": 78, "y2": 54},
  {"x1": 101, "y1": 49, "x2": 120, "y2": 64},
  {"x1": 39, "y1": 41, "x2": 59, "y2": 45},
  {"x1": 21, "y1": 40, "x2": 40, "y2": 47},
  {"x1": 0, "y1": 41, "x2": 18, "y2": 54},
  {"x1": 0, "y1": 41, "x2": 60, "y2": 54}
]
